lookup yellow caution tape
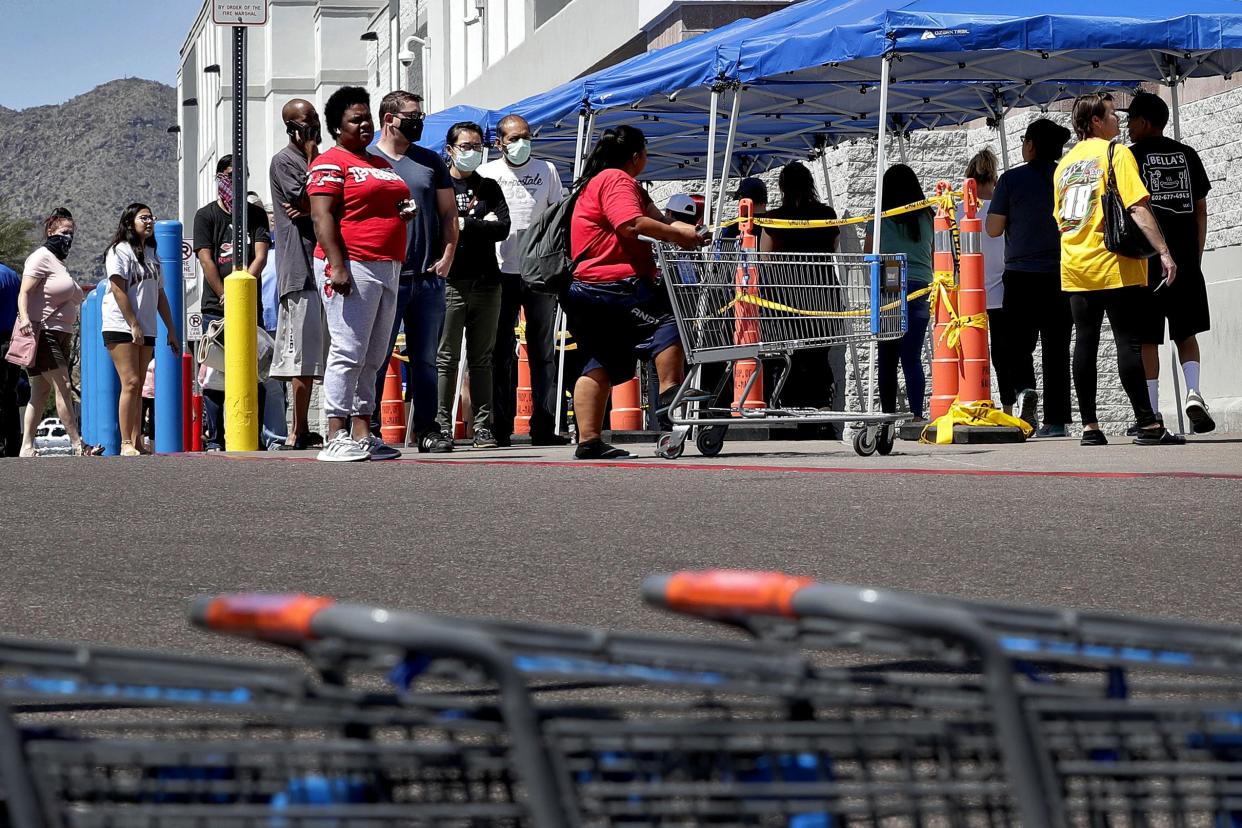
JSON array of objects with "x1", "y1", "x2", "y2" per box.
[
  {"x1": 941, "y1": 311, "x2": 988, "y2": 352},
  {"x1": 717, "y1": 193, "x2": 961, "y2": 231},
  {"x1": 920, "y1": 400, "x2": 1034, "y2": 445},
  {"x1": 925, "y1": 269, "x2": 956, "y2": 323}
]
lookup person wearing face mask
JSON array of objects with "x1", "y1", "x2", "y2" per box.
[
  {"x1": 100, "y1": 203, "x2": 180, "y2": 456},
  {"x1": 15, "y1": 208, "x2": 94, "y2": 457},
  {"x1": 193, "y1": 153, "x2": 272, "y2": 450},
  {"x1": 308, "y1": 85, "x2": 414, "y2": 462},
  {"x1": 368, "y1": 90, "x2": 459, "y2": 453},
  {"x1": 436, "y1": 121, "x2": 511, "y2": 449},
  {"x1": 478, "y1": 114, "x2": 569, "y2": 447},
  {"x1": 269, "y1": 98, "x2": 328, "y2": 450}
]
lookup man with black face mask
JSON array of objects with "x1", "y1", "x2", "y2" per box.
[
  {"x1": 269, "y1": 98, "x2": 327, "y2": 450},
  {"x1": 368, "y1": 90, "x2": 459, "y2": 452}
]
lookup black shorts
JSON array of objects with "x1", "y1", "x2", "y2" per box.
[
  {"x1": 564, "y1": 277, "x2": 681, "y2": 385},
  {"x1": 102, "y1": 331, "x2": 156, "y2": 347},
  {"x1": 1141, "y1": 259, "x2": 1210, "y2": 344},
  {"x1": 27, "y1": 330, "x2": 72, "y2": 377}
]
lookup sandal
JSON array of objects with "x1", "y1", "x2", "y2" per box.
[
  {"x1": 18, "y1": 446, "x2": 37, "y2": 458},
  {"x1": 75, "y1": 442, "x2": 104, "y2": 456},
  {"x1": 120, "y1": 441, "x2": 141, "y2": 457}
]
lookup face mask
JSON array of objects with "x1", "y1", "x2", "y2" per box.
[
  {"x1": 44, "y1": 233, "x2": 73, "y2": 260},
  {"x1": 504, "y1": 139, "x2": 532, "y2": 165},
  {"x1": 216, "y1": 171, "x2": 234, "y2": 213},
  {"x1": 397, "y1": 116, "x2": 424, "y2": 144},
  {"x1": 452, "y1": 149, "x2": 483, "y2": 174}
]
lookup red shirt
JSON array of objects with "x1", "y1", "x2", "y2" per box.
[
  {"x1": 570, "y1": 168, "x2": 657, "y2": 282},
  {"x1": 308, "y1": 146, "x2": 410, "y2": 262}
]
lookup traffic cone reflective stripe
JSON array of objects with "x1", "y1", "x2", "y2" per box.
[{"x1": 609, "y1": 377, "x2": 643, "y2": 431}]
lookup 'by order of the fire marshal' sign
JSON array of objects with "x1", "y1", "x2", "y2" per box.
[{"x1": 213, "y1": 0, "x2": 268, "y2": 25}]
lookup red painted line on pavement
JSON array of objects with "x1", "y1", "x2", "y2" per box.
[{"x1": 199, "y1": 451, "x2": 1242, "y2": 481}]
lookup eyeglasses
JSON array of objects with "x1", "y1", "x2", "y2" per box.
[
  {"x1": 453, "y1": 142, "x2": 484, "y2": 152},
  {"x1": 138, "y1": 216, "x2": 156, "y2": 223},
  {"x1": 398, "y1": 111, "x2": 425, "y2": 122}
]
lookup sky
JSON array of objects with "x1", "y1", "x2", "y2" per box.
[{"x1": 0, "y1": 0, "x2": 203, "y2": 109}]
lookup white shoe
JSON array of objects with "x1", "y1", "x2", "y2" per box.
[
  {"x1": 316, "y1": 430, "x2": 370, "y2": 462},
  {"x1": 1184, "y1": 390, "x2": 1216, "y2": 434},
  {"x1": 358, "y1": 434, "x2": 402, "y2": 461}
]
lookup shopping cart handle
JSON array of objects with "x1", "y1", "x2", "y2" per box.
[
  {"x1": 642, "y1": 570, "x2": 815, "y2": 619},
  {"x1": 191, "y1": 593, "x2": 337, "y2": 643}
]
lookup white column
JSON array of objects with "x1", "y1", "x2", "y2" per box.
[{"x1": 702, "y1": 87, "x2": 721, "y2": 228}]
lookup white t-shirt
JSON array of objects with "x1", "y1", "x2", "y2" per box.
[
  {"x1": 477, "y1": 157, "x2": 563, "y2": 273},
  {"x1": 102, "y1": 242, "x2": 163, "y2": 334},
  {"x1": 957, "y1": 199, "x2": 1006, "y2": 310}
]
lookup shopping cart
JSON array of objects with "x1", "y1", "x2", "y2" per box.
[
  {"x1": 196, "y1": 592, "x2": 1025, "y2": 826},
  {"x1": 0, "y1": 607, "x2": 565, "y2": 828},
  {"x1": 644, "y1": 569, "x2": 1242, "y2": 828},
  {"x1": 649, "y1": 203, "x2": 910, "y2": 459}
]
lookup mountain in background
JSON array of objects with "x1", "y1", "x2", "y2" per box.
[{"x1": 0, "y1": 78, "x2": 177, "y2": 281}]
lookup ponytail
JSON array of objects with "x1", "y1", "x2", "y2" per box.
[{"x1": 575, "y1": 125, "x2": 647, "y2": 188}]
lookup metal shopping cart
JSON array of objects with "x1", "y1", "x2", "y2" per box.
[
  {"x1": 645, "y1": 569, "x2": 1242, "y2": 828},
  {"x1": 0, "y1": 607, "x2": 564, "y2": 828},
  {"x1": 194, "y1": 592, "x2": 1026, "y2": 827},
  {"x1": 650, "y1": 205, "x2": 911, "y2": 459}
]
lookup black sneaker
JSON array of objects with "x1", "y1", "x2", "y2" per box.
[
  {"x1": 1133, "y1": 425, "x2": 1187, "y2": 446},
  {"x1": 417, "y1": 431, "x2": 454, "y2": 454},
  {"x1": 1080, "y1": 429, "x2": 1108, "y2": 446},
  {"x1": 1125, "y1": 415, "x2": 1163, "y2": 437},
  {"x1": 531, "y1": 432, "x2": 572, "y2": 446},
  {"x1": 574, "y1": 438, "x2": 632, "y2": 459},
  {"x1": 472, "y1": 428, "x2": 499, "y2": 449},
  {"x1": 656, "y1": 387, "x2": 710, "y2": 431},
  {"x1": 1035, "y1": 424, "x2": 1067, "y2": 438},
  {"x1": 496, "y1": 434, "x2": 512, "y2": 448},
  {"x1": 1016, "y1": 389, "x2": 1038, "y2": 428}
]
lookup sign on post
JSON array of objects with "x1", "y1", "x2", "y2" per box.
[{"x1": 212, "y1": 0, "x2": 268, "y2": 25}]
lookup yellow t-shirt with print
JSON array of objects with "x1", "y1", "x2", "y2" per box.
[{"x1": 1053, "y1": 138, "x2": 1151, "y2": 292}]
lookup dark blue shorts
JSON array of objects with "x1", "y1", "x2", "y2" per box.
[{"x1": 564, "y1": 277, "x2": 681, "y2": 385}]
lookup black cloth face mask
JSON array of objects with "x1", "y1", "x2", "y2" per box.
[{"x1": 44, "y1": 233, "x2": 73, "y2": 260}]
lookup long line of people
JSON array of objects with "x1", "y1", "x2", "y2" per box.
[{"x1": 0, "y1": 90, "x2": 1215, "y2": 458}]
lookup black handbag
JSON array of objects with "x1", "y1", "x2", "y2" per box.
[{"x1": 1102, "y1": 141, "x2": 1156, "y2": 259}]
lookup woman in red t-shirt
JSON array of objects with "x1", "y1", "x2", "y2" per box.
[
  {"x1": 308, "y1": 86, "x2": 414, "y2": 463},
  {"x1": 565, "y1": 126, "x2": 703, "y2": 459}
]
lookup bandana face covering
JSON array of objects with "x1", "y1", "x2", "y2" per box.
[{"x1": 217, "y1": 171, "x2": 234, "y2": 213}]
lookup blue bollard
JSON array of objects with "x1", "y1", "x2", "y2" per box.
[
  {"x1": 154, "y1": 221, "x2": 184, "y2": 453},
  {"x1": 87, "y1": 290, "x2": 121, "y2": 455},
  {"x1": 80, "y1": 289, "x2": 97, "y2": 445}
]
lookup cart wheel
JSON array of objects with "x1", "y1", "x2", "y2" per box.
[
  {"x1": 853, "y1": 427, "x2": 878, "y2": 457},
  {"x1": 876, "y1": 424, "x2": 896, "y2": 456},
  {"x1": 656, "y1": 433, "x2": 685, "y2": 459},
  {"x1": 695, "y1": 425, "x2": 727, "y2": 457}
]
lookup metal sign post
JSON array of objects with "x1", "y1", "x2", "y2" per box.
[{"x1": 231, "y1": 25, "x2": 247, "y2": 272}]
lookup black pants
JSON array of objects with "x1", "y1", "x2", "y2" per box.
[
  {"x1": 1069, "y1": 286, "x2": 1157, "y2": 429},
  {"x1": 986, "y1": 308, "x2": 1018, "y2": 407},
  {"x1": 0, "y1": 333, "x2": 22, "y2": 456},
  {"x1": 1001, "y1": 270, "x2": 1073, "y2": 425},
  {"x1": 493, "y1": 272, "x2": 560, "y2": 439}
]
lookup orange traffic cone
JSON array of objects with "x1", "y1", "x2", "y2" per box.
[
  {"x1": 515, "y1": 312, "x2": 533, "y2": 436},
  {"x1": 929, "y1": 182, "x2": 959, "y2": 420},
  {"x1": 734, "y1": 197, "x2": 764, "y2": 413},
  {"x1": 956, "y1": 178, "x2": 991, "y2": 405},
  {"x1": 380, "y1": 355, "x2": 406, "y2": 445},
  {"x1": 609, "y1": 378, "x2": 643, "y2": 431}
]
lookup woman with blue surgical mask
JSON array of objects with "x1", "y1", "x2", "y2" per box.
[{"x1": 436, "y1": 121, "x2": 511, "y2": 448}]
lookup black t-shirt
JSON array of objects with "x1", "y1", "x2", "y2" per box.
[
  {"x1": 1129, "y1": 136, "x2": 1210, "y2": 273},
  {"x1": 990, "y1": 159, "x2": 1061, "y2": 272},
  {"x1": 448, "y1": 173, "x2": 510, "y2": 281},
  {"x1": 762, "y1": 202, "x2": 840, "y2": 253},
  {"x1": 192, "y1": 202, "x2": 272, "y2": 317}
]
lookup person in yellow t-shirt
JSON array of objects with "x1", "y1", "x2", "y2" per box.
[{"x1": 1053, "y1": 92, "x2": 1183, "y2": 447}]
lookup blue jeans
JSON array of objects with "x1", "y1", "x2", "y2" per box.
[
  {"x1": 878, "y1": 291, "x2": 931, "y2": 418},
  {"x1": 373, "y1": 276, "x2": 446, "y2": 437}
]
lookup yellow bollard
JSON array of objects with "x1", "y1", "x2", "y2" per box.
[{"x1": 224, "y1": 270, "x2": 258, "y2": 451}]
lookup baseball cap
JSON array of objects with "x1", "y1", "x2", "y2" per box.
[
  {"x1": 734, "y1": 177, "x2": 768, "y2": 203},
  {"x1": 665, "y1": 193, "x2": 698, "y2": 219},
  {"x1": 1120, "y1": 92, "x2": 1170, "y2": 128}
]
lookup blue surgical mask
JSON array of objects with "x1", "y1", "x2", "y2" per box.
[
  {"x1": 504, "y1": 139, "x2": 532, "y2": 165},
  {"x1": 453, "y1": 149, "x2": 483, "y2": 173}
]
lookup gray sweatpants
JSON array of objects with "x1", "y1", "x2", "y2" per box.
[{"x1": 315, "y1": 259, "x2": 400, "y2": 420}]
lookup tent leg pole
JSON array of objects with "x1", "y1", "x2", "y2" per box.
[
  {"x1": 1168, "y1": 77, "x2": 1188, "y2": 434},
  {"x1": 868, "y1": 55, "x2": 892, "y2": 416},
  {"x1": 896, "y1": 128, "x2": 909, "y2": 164},
  {"x1": 713, "y1": 86, "x2": 743, "y2": 233},
  {"x1": 703, "y1": 87, "x2": 721, "y2": 228},
  {"x1": 997, "y1": 112, "x2": 1012, "y2": 171},
  {"x1": 819, "y1": 148, "x2": 835, "y2": 209},
  {"x1": 571, "y1": 110, "x2": 587, "y2": 182}
]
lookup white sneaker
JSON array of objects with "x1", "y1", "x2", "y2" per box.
[
  {"x1": 316, "y1": 430, "x2": 370, "y2": 462},
  {"x1": 1184, "y1": 390, "x2": 1216, "y2": 434},
  {"x1": 358, "y1": 434, "x2": 402, "y2": 461}
]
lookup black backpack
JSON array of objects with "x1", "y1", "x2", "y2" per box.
[{"x1": 519, "y1": 187, "x2": 582, "y2": 295}]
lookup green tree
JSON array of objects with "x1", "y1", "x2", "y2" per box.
[{"x1": 0, "y1": 209, "x2": 34, "y2": 270}]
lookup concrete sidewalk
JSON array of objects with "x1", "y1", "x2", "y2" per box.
[{"x1": 229, "y1": 431, "x2": 1242, "y2": 479}]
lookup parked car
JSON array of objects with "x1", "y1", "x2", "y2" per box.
[{"x1": 33, "y1": 418, "x2": 72, "y2": 455}]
